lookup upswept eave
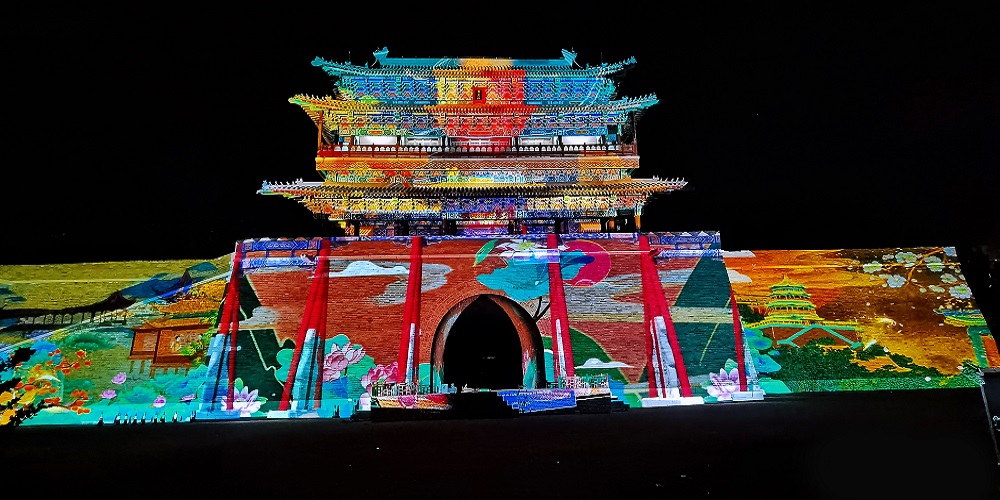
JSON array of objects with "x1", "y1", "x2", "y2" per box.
[
  {"x1": 259, "y1": 178, "x2": 687, "y2": 196},
  {"x1": 311, "y1": 49, "x2": 638, "y2": 79},
  {"x1": 288, "y1": 94, "x2": 658, "y2": 114}
]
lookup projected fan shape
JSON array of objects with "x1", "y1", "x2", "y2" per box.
[{"x1": 564, "y1": 240, "x2": 611, "y2": 287}]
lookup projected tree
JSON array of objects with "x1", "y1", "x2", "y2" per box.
[
  {"x1": 0, "y1": 345, "x2": 93, "y2": 427},
  {"x1": 855, "y1": 247, "x2": 974, "y2": 308}
]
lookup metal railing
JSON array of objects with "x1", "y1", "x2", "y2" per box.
[
  {"x1": 545, "y1": 374, "x2": 611, "y2": 389},
  {"x1": 371, "y1": 382, "x2": 431, "y2": 397},
  {"x1": 371, "y1": 374, "x2": 611, "y2": 397},
  {"x1": 317, "y1": 143, "x2": 635, "y2": 157}
]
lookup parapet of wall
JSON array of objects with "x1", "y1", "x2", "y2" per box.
[{"x1": 1, "y1": 236, "x2": 994, "y2": 427}]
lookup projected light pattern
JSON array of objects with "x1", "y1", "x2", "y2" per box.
[
  {"x1": 2, "y1": 238, "x2": 992, "y2": 427},
  {"x1": 725, "y1": 247, "x2": 996, "y2": 394},
  {"x1": 0, "y1": 233, "x2": 733, "y2": 425},
  {"x1": 3, "y1": 46, "x2": 993, "y2": 431}
]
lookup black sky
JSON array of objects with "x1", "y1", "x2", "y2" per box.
[
  {"x1": 3, "y1": 4, "x2": 998, "y2": 265},
  {"x1": 4, "y1": 8, "x2": 1000, "y2": 492}
]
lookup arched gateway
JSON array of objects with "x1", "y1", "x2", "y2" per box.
[{"x1": 430, "y1": 294, "x2": 545, "y2": 392}]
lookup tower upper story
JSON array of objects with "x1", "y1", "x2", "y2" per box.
[
  {"x1": 262, "y1": 48, "x2": 683, "y2": 236},
  {"x1": 291, "y1": 47, "x2": 658, "y2": 147}
]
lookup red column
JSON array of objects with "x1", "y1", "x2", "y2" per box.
[
  {"x1": 639, "y1": 235, "x2": 692, "y2": 398},
  {"x1": 730, "y1": 288, "x2": 749, "y2": 392},
  {"x1": 411, "y1": 239, "x2": 422, "y2": 386},
  {"x1": 312, "y1": 240, "x2": 331, "y2": 408},
  {"x1": 216, "y1": 255, "x2": 236, "y2": 409},
  {"x1": 638, "y1": 237, "x2": 665, "y2": 397},
  {"x1": 547, "y1": 233, "x2": 575, "y2": 383},
  {"x1": 278, "y1": 239, "x2": 329, "y2": 411},
  {"x1": 220, "y1": 242, "x2": 243, "y2": 410},
  {"x1": 397, "y1": 236, "x2": 423, "y2": 385}
]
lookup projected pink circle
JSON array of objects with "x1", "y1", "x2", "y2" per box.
[{"x1": 565, "y1": 240, "x2": 611, "y2": 287}]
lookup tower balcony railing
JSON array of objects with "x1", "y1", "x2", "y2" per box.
[
  {"x1": 371, "y1": 382, "x2": 430, "y2": 397},
  {"x1": 545, "y1": 374, "x2": 611, "y2": 390},
  {"x1": 317, "y1": 143, "x2": 637, "y2": 158}
]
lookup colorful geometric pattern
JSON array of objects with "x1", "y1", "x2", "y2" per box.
[
  {"x1": 264, "y1": 48, "x2": 677, "y2": 225},
  {"x1": 1, "y1": 239, "x2": 993, "y2": 427}
]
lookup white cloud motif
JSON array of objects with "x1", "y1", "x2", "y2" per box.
[
  {"x1": 330, "y1": 261, "x2": 408, "y2": 277},
  {"x1": 727, "y1": 269, "x2": 753, "y2": 283},
  {"x1": 576, "y1": 358, "x2": 633, "y2": 369},
  {"x1": 373, "y1": 263, "x2": 453, "y2": 305},
  {"x1": 240, "y1": 306, "x2": 278, "y2": 327}
]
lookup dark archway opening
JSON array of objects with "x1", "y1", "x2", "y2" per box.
[{"x1": 442, "y1": 296, "x2": 523, "y2": 390}]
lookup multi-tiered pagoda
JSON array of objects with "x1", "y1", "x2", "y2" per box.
[{"x1": 260, "y1": 48, "x2": 685, "y2": 237}]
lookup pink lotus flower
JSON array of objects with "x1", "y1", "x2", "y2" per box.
[
  {"x1": 361, "y1": 362, "x2": 399, "y2": 393},
  {"x1": 707, "y1": 368, "x2": 741, "y2": 401},
  {"x1": 398, "y1": 394, "x2": 417, "y2": 408},
  {"x1": 231, "y1": 386, "x2": 262, "y2": 417},
  {"x1": 111, "y1": 372, "x2": 127, "y2": 385},
  {"x1": 180, "y1": 393, "x2": 196, "y2": 403},
  {"x1": 100, "y1": 389, "x2": 117, "y2": 400},
  {"x1": 322, "y1": 343, "x2": 366, "y2": 382},
  {"x1": 153, "y1": 395, "x2": 166, "y2": 408}
]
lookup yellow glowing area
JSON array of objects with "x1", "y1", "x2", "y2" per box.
[
  {"x1": 0, "y1": 256, "x2": 231, "y2": 310},
  {"x1": 459, "y1": 57, "x2": 515, "y2": 69},
  {"x1": 726, "y1": 248, "x2": 995, "y2": 377}
]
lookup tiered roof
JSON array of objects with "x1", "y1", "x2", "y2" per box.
[{"x1": 261, "y1": 48, "x2": 682, "y2": 229}]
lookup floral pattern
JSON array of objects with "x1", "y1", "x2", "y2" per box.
[
  {"x1": 361, "y1": 362, "x2": 399, "y2": 393},
  {"x1": 924, "y1": 256, "x2": 944, "y2": 272},
  {"x1": 949, "y1": 285, "x2": 973, "y2": 299},
  {"x1": 707, "y1": 368, "x2": 741, "y2": 401},
  {"x1": 886, "y1": 275, "x2": 907, "y2": 288},
  {"x1": 231, "y1": 386, "x2": 262, "y2": 417},
  {"x1": 323, "y1": 343, "x2": 366, "y2": 382},
  {"x1": 862, "y1": 261, "x2": 882, "y2": 273},
  {"x1": 895, "y1": 251, "x2": 919, "y2": 266}
]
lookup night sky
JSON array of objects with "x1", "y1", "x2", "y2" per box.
[
  {"x1": 4, "y1": 5, "x2": 998, "y2": 264},
  {"x1": 3, "y1": 7, "x2": 1000, "y2": 494}
]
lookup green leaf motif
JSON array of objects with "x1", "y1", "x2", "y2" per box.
[{"x1": 473, "y1": 239, "x2": 498, "y2": 266}]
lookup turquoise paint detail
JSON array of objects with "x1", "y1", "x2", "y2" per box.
[
  {"x1": 673, "y1": 255, "x2": 732, "y2": 309},
  {"x1": 759, "y1": 377, "x2": 792, "y2": 394},
  {"x1": 779, "y1": 325, "x2": 862, "y2": 348},
  {"x1": 522, "y1": 358, "x2": 538, "y2": 389},
  {"x1": 674, "y1": 321, "x2": 736, "y2": 375},
  {"x1": 476, "y1": 250, "x2": 591, "y2": 302},
  {"x1": 316, "y1": 49, "x2": 633, "y2": 73},
  {"x1": 544, "y1": 350, "x2": 555, "y2": 384},
  {"x1": 751, "y1": 351, "x2": 782, "y2": 373}
]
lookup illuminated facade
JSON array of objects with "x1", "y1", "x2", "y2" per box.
[
  {"x1": 1, "y1": 50, "x2": 996, "y2": 429},
  {"x1": 260, "y1": 48, "x2": 684, "y2": 237}
]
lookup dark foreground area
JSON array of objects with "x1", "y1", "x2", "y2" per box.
[{"x1": 3, "y1": 389, "x2": 999, "y2": 499}]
